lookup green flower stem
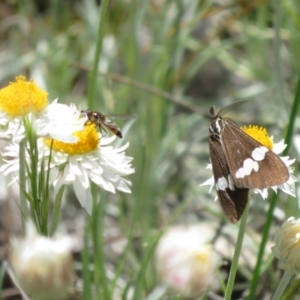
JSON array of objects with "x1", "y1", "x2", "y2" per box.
[
  {"x1": 272, "y1": 271, "x2": 293, "y2": 300},
  {"x1": 224, "y1": 198, "x2": 250, "y2": 300},
  {"x1": 19, "y1": 139, "x2": 27, "y2": 231}
]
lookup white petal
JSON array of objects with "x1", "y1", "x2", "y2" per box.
[
  {"x1": 100, "y1": 135, "x2": 116, "y2": 146},
  {"x1": 73, "y1": 179, "x2": 93, "y2": 214},
  {"x1": 273, "y1": 139, "x2": 287, "y2": 154},
  {"x1": 47, "y1": 131, "x2": 78, "y2": 143},
  {"x1": 35, "y1": 101, "x2": 85, "y2": 142},
  {"x1": 77, "y1": 168, "x2": 89, "y2": 189},
  {"x1": 63, "y1": 165, "x2": 76, "y2": 182},
  {"x1": 69, "y1": 157, "x2": 82, "y2": 176},
  {"x1": 205, "y1": 163, "x2": 213, "y2": 170},
  {"x1": 116, "y1": 180, "x2": 132, "y2": 193},
  {"x1": 200, "y1": 176, "x2": 214, "y2": 186},
  {"x1": 253, "y1": 188, "x2": 268, "y2": 199}
]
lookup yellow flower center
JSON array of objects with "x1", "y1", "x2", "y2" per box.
[
  {"x1": 43, "y1": 122, "x2": 100, "y2": 155},
  {"x1": 195, "y1": 248, "x2": 210, "y2": 263},
  {"x1": 194, "y1": 245, "x2": 213, "y2": 272},
  {"x1": 241, "y1": 125, "x2": 273, "y2": 150},
  {"x1": 0, "y1": 76, "x2": 48, "y2": 117}
]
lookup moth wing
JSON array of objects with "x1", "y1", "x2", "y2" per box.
[
  {"x1": 209, "y1": 140, "x2": 249, "y2": 223},
  {"x1": 218, "y1": 187, "x2": 249, "y2": 223},
  {"x1": 221, "y1": 121, "x2": 289, "y2": 189}
]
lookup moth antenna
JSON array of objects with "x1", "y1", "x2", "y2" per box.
[
  {"x1": 209, "y1": 106, "x2": 216, "y2": 117},
  {"x1": 217, "y1": 99, "x2": 252, "y2": 117}
]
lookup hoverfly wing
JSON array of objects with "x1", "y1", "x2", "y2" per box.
[{"x1": 104, "y1": 114, "x2": 138, "y2": 121}]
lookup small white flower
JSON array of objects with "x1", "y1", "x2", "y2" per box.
[
  {"x1": 10, "y1": 221, "x2": 74, "y2": 300},
  {"x1": 272, "y1": 217, "x2": 300, "y2": 274},
  {"x1": 155, "y1": 225, "x2": 220, "y2": 297}
]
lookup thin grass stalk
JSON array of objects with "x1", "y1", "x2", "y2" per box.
[
  {"x1": 49, "y1": 185, "x2": 65, "y2": 236},
  {"x1": 24, "y1": 119, "x2": 45, "y2": 232},
  {"x1": 0, "y1": 261, "x2": 7, "y2": 300},
  {"x1": 273, "y1": 0, "x2": 286, "y2": 111},
  {"x1": 271, "y1": 271, "x2": 293, "y2": 300},
  {"x1": 39, "y1": 157, "x2": 48, "y2": 234},
  {"x1": 19, "y1": 139, "x2": 27, "y2": 231},
  {"x1": 132, "y1": 234, "x2": 161, "y2": 300},
  {"x1": 281, "y1": 276, "x2": 300, "y2": 299},
  {"x1": 87, "y1": 0, "x2": 109, "y2": 109},
  {"x1": 224, "y1": 198, "x2": 250, "y2": 300},
  {"x1": 86, "y1": 1, "x2": 110, "y2": 295},
  {"x1": 247, "y1": 69, "x2": 300, "y2": 300},
  {"x1": 82, "y1": 218, "x2": 92, "y2": 299},
  {"x1": 26, "y1": 121, "x2": 38, "y2": 205},
  {"x1": 111, "y1": 149, "x2": 146, "y2": 293},
  {"x1": 38, "y1": 139, "x2": 53, "y2": 235},
  {"x1": 43, "y1": 140, "x2": 54, "y2": 234},
  {"x1": 91, "y1": 186, "x2": 111, "y2": 299}
]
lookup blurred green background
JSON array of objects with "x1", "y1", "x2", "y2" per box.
[{"x1": 0, "y1": 0, "x2": 299, "y2": 299}]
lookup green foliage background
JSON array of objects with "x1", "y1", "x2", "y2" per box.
[{"x1": 1, "y1": 0, "x2": 300, "y2": 299}]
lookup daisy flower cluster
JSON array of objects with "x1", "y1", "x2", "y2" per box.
[{"x1": 0, "y1": 76, "x2": 134, "y2": 214}]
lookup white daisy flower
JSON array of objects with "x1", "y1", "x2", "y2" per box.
[
  {"x1": 201, "y1": 125, "x2": 296, "y2": 200},
  {"x1": 1, "y1": 117, "x2": 134, "y2": 214},
  {"x1": 0, "y1": 76, "x2": 85, "y2": 143}
]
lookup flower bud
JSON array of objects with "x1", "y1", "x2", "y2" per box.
[
  {"x1": 272, "y1": 217, "x2": 300, "y2": 273},
  {"x1": 9, "y1": 222, "x2": 74, "y2": 300},
  {"x1": 155, "y1": 225, "x2": 220, "y2": 297}
]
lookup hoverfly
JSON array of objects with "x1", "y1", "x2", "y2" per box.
[{"x1": 82, "y1": 109, "x2": 136, "y2": 138}]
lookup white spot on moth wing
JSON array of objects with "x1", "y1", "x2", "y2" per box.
[
  {"x1": 252, "y1": 146, "x2": 268, "y2": 161},
  {"x1": 216, "y1": 177, "x2": 228, "y2": 191},
  {"x1": 235, "y1": 158, "x2": 259, "y2": 178}
]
